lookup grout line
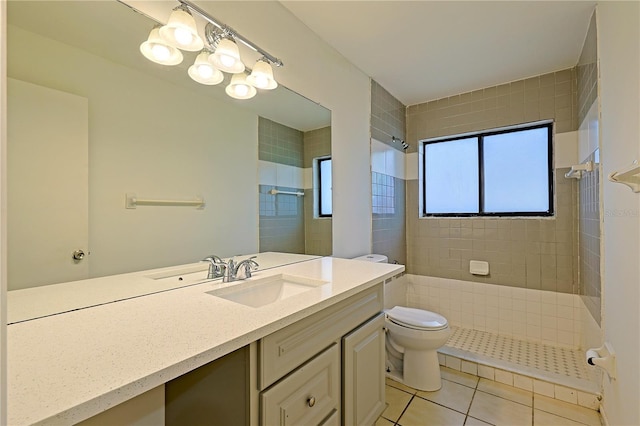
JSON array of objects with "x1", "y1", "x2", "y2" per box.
[
  {"x1": 463, "y1": 387, "x2": 478, "y2": 425},
  {"x1": 394, "y1": 395, "x2": 415, "y2": 425},
  {"x1": 475, "y1": 389, "x2": 533, "y2": 409}
]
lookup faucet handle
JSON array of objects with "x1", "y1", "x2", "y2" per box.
[
  {"x1": 243, "y1": 256, "x2": 259, "y2": 278},
  {"x1": 204, "y1": 255, "x2": 224, "y2": 264},
  {"x1": 201, "y1": 255, "x2": 226, "y2": 279}
]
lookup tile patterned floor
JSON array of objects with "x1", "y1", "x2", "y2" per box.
[
  {"x1": 447, "y1": 327, "x2": 593, "y2": 382},
  {"x1": 377, "y1": 368, "x2": 602, "y2": 426}
]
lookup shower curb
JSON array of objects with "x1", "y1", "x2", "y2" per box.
[{"x1": 437, "y1": 348, "x2": 602, "y2": 411}]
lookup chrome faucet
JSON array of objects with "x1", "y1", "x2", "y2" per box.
[
  {"x1": 201, "y1": 255, "x2": 226, "y2": 279},
  {"x1": 224, "y1": 256, "x2": 259, "y2": 283}
]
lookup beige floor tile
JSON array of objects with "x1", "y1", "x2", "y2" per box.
[
  {"x1": 386, "y1": 377, "x2": 417, "y2": 394},
  {"x1": 465, "y1": 416, "x2": 493, "y2": 426},
  {"x1": 469, "y1": 390, "x2": 532, "y2": 426},
  {"x1": 534, "y1": 409, "x2": 591, "y2": 426},
  {"x1": 441, "y1": 366, "x2": 480, "y2": 388},
  {"x1": 397, "y1": 396, "x2": 466, "y2": 426},
  {"x1": 376, "y1": 416, "x2": 395, "y2": 425},
  {"x1": 382, "y1": 385, "x2": 413, "y2": 423},
  {"x1": 477, "y1": 378, "x2": 533, "y2": 407},
  {"x1": 534, "y1": 395, "x2": 601, "y2": 426},
  {"x1": 416, "y1": 379, "x2": 475, "y2": 413}
]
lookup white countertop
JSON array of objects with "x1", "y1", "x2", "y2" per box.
[
  {"x1": 7, "y1": 252, "x2": 320, "y2": 324},
  {"x1": 8, "y1": 256, "x2": 404, "y2": 425}
]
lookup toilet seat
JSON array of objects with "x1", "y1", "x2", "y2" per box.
[{"x1": 386, "y1": 306, "x2": 449, "y2": 331}]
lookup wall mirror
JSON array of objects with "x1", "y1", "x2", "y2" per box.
[{"x1": 6, "y1": 0, "x2": 331, "y2": 322}]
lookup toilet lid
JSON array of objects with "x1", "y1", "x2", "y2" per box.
[{"x1": 385, "y1": 306, "x2": 448, "y2": 330}]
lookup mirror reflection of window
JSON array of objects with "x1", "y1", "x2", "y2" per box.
[{"x1": 317, "y1": 157, "x2": 332, "y2": 217}]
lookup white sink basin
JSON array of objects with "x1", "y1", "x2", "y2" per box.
[{"x1": 206, "y1": 274, "x2": 328, "y2": 308}]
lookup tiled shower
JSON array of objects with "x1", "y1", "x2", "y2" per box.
[
  {"x1": 370, "y1": 10, "x2": 603, "y2": 403},
  {"x1": 258, "y1": 117, "x2": 332, "y2": 255}
]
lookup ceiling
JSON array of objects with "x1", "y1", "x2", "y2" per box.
[{"x1": 281, "y1": 1, "x2": 596, "y2": 106}]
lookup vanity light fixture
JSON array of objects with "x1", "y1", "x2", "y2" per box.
[
  {"x1": 139, "y1": 0, "x2": 283, "y2": 97},
  {"x1": 209, "y1": 35, "x2": 245, "y2": 74},
  {"x1": 225, "y1": 73, "x2": 257, "y2": 100},
  {"x1": 247, "y1": 57, "x2": 278, "y2": 90},
  {"x1": 159, "y1": 5, "x2": 204, "y2": 51},
  {"x1": 188, "y1": 50, "x2": 224, "y2": 85},
  {"x1": 140, "y1": 25, "x2": 183, "y2": 65}
]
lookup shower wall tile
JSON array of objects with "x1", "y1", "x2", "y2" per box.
[
  {"x1": 405, "y1": 170, "x2": 578, "y2": 294},
  {"x1": 576, "y1": 12, "x2": 601, "y2": 328},
  {"x1": 578, "y1": 152, "x2": 601, "y2": 325},
  {"x1": 259, "y1": 118, "x2": 306, "y2": 253},
  {"x1": 372, "y1": 172, "x2": 406, "y2": 265},
  {"x1": 404, "y1": 274, "x2": 583, "y2": 348},
  {"x1": 258, "y1": 122, "x2": 332, "y2": 256},
  {"x1": 371, "y1": 81, "x2": 407, "y2": 264},
  {"x1": 406, "y1": 68, "x2": 578, "y2": 154},
  {"x1": 371, "y1": 80, "x2": 407, "y2": 152},
  {"x1": 405, "y1": 69, "x2": 580, "y2": 294},
  {"x1": 259, "y1": 184, "x2": 305, "y2": 253},
  {"x1": 258, "y1": 117, "x2": 304, "y2": 167}
]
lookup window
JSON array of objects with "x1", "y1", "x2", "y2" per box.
[
  {"x1": 317, "y1": 157, "x2": 332, "y2": 217},
  {"x1": 422, "y1": 122, "x2": 553, "y2": 217}
]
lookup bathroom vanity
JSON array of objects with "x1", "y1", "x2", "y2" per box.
[{"x1": 7, "y1": 256, "x2": 403, "y2": 425}]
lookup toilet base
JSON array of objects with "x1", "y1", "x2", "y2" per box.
[{"x1": 402, "y1": 349, "x2": 442, "y2": 391}]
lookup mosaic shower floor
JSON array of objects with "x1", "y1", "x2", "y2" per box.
[{"x1": 440, "y1": 327, "x2": 600, "y2": 393}]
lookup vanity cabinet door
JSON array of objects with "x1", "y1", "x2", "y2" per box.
[
  {"x1": 261, "y1": 344, "x2": 340, "y2": 426},
  {"x1": 342, "y1": 313, "x2": 386, "y2": 426}
]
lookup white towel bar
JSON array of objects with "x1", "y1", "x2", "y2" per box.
[
  {"x1": 565, "y1": 161, "x2": 594, "y2": 179},
  {"x1": 268, "y1": 189, "x2": 304, "y2": 196},
  {"x1": 125, "y1": 193, "x2": 205, "y2": 209}
]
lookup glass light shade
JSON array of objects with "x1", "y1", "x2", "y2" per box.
[
  {"x1": 159, "y1": 8, "x2": 204, "y2": 52},
  {"x1": 225, "y1": 73, "x2": 257, "y2": 100},
  {"x1": 246, "y1": 59, "x2": 278, "y2": 90},
  {"x1": 210, "y1": 37, "x2": 245, "y2": 73},
  {"x1": 188, "y1": 52, "x2": 224, "y2": 85},
  {"x1": 140, "y1": 27, "x2": 183, "y2": 65}
]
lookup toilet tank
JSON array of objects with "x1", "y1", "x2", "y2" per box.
[{"x1": 352, "y1": 254, "x2": 388, "y2": 263}]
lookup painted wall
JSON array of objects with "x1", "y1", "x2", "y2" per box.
[
  {"x1": 8, "y1": 25, "x2": 259, "y2": 279},
  {"x1": 0, "y1": 0, "x2": 6, "y2": 422},
  {"x1": 597, "y1": 2, "x2": 640, "y2": 424}
]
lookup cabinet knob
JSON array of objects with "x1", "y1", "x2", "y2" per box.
[{"x1": 307, "y1": 396, "x2": 316, "y2": 407}]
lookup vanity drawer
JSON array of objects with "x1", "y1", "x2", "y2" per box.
[
  {"x1": 261, "y1": 344, "x2": 340, "y2": 426},
  {"x1": 259, "y1": 283, "x2": 383, "y2": 389}
]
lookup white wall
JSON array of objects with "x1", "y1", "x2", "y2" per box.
[
  {"x1": 597, "y1": 2, "x2": 640, "y2": 424},
  {"x1": 8, "y1": 25, "x2": 259, "y2": 278}
]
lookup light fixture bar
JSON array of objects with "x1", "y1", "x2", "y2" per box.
[{"x1": 178, "y1": 0, "x2": 284, "y2": 67}]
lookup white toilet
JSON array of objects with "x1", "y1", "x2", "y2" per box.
[
  {"x1": 351, "y1": 254, "x2": 451, "y2": 391},
  {"x1": 385, "y1": 306, "x2": 451, "y2": 391}
]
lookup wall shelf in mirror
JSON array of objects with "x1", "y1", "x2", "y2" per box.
[
  {"x1": 125, "y1": 193, "x2": 205, "y2": 209},
  {"x1": 268, "y1": 189, "x2": 305, "y2": 197}
]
